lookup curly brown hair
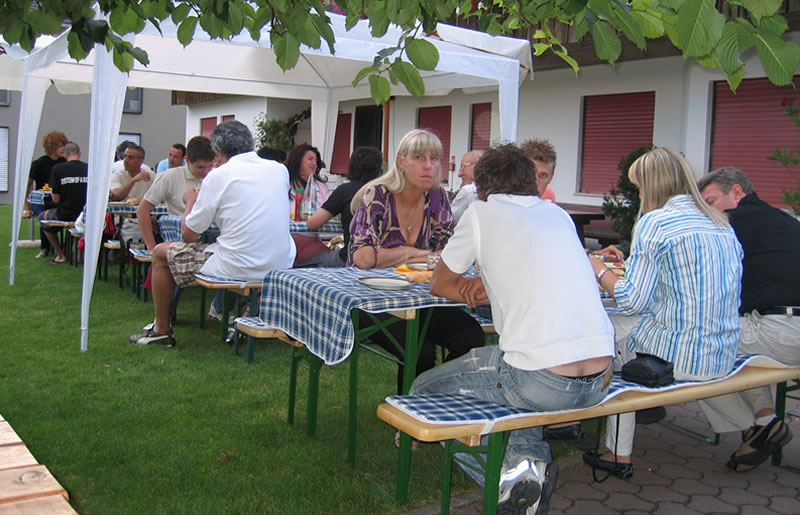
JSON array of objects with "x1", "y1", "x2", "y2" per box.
[
  {"x1": 42, "y1": 131, "x2": 68, "y2": 156},
  {"x1": 474, "y1": 143, "x2": 538, "y2": 200},
  {"x1": 520, "y1": 138, "x2": 557, "y2": 168}
]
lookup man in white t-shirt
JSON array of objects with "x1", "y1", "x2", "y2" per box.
[
  {"x1": 411, "y1": 143, "x2": 614, "y2": 514},
  {"x1": 450, "y1": 150, "x2": 483, "y2": 223},
  {"x1": 129, "y1": 121, "x2": 296, "y2": 346},
  {"x1": 110, "y1": 144, "x2": 156, "y2": 244},
  {"x1": 136, "y1": 136, "x2": 215, "y2": 251}
]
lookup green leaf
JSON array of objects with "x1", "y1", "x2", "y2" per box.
[
  {"x1": 532, "y1": 29, "x2": 547, "y2": 39},
  {"x1": 753, "y1": 31, "x2": 800, "y2": 86},
  {"x1": 533, "y1": 42, "x2": 552, "y2": 55},
  {"x1": 177, "y1": 16, "x2": 198, "y2": 46},
  {"x1": 87, "y1": 19, "x2": 109, "y2": 41},
  {"x1": 757, "y1": 14, "x2": 788, "y2": 36},
  {"x1": 662, "y1": 13, "x2": 680, "y2": 46},
  {"x1": 396, "y1": 8, "x2": 414, "y2": 26},
  {"x1": 695, "y1": 54, "x2": 718, "y2": 68},
  {"x1": 610, "y1": 3, "x2": 646, "y2": 50},
  {"x1": 405, "y1": 37, "x2": 439, "y2": 70},
  {"x1": 19, "y1": 27, "x2": 34, "y2": 52},
  {"x1": 592, "y1": 21, "x2": 622, "y2": 64},
  {"x1": 141, "y1": 0, "x2": 155, "y2": 20},
  {"x1": 716, "y1": 21, "x2": 744, "y2": 74},
  {"x1": 367, "y1": 4, "x2": 390, "y2": 37},
  {"x1": 68, "y1": 31, "x2": 90, "y2": 61},
  {"x1": 172, "y1": 3, "x2": 191, "y2": 23},
  {"x1": 298, "y1": 13, "x2": 321, "y2": 48},
  {"x1": 565, "y1": 0, "x2": 589, "y2": 16},
  {"x1": 112, "y1": 48, "x2": 134, "y2": 72},
  {"x1": 658, "y1": 0, "x2": 686, "y2": 10},
  {"x1": 739, "y1": 0, "x2": 782, "y2": 21},
  {"x1": 554, "y1": 49, "x2": 580, "y2": 75},
  {"x1": 352, "y1": 64, "x2": 379, "y2": 87},
  {"x1": 731, "y1": 19, "x2": 756, "y2": 52},
  {"x1": 274, "y1": 31, "x2": 300, "y2": 70},
  {"x1": 725, "y1": 65, "x2": 744, "y2": 91},
  {"x1": 631, "y1": 9, "x2": 664, "y2": 39},
  {"x1": 228, "y1": 3, "x2": 244, "y2": 34},
  {"x1": 677, "y1": 0, "x2": 725, "y2": 58},
  {"x1": 368, "y1": 74, "x2": 392, "y2": 104},
  {"x1": 392, "y1": 59, "x2": 425, "y2": 97},
  {"x1": 478, "y1": 13, "x2": 499, "y2": 33},
  {"x1": 574, "y1": 16, "x2": 589, "y2": 40},
  {"x1": 129, "y1": 45, "x2": 150, "y2": 66},
  {"x1": 4, "y1": 21, "x2": 24, "y2": 45},
  {"x1": 29, "y1": 10, "x2": 62, "y2": 35},
  {"x1": 309, "y1": 13, "x2": 335, "y2": 53}
]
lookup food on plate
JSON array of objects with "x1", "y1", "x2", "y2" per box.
[
  {"x1": 407, "y1": 271, "x2": 433, "y2": 283},
  {"x1": 126, "y1": 197, "x2": 139, "y2": 205}
]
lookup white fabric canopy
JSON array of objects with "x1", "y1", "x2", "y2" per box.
[{"x1": 3, "y1": 13, "x2": 531, "y2": 351}]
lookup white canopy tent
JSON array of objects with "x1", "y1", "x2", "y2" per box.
[{"x1": 3, "y1": 13, "x2": 531, "y2": 351}]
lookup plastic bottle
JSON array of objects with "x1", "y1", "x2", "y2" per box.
[
  {"x1": 294, "y1": 187, "x2": 304, "y2": 221},
  {"x1": 302, "y1": 175, "x2": 317, "y2": 220}
]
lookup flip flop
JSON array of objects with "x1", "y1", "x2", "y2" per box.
[
  {"x1": 50, "y1": 257, "x2": 67, "y2": 264},
  {"x1": 394, "y1": 430, "x2": 420, "y2": 451},
  {"x1": 726, "y1": 418, "x2": 793, "y2": 472}
]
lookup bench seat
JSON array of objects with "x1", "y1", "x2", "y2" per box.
[{"x1": 377, "y1": 354, "x2": 800, "y2": 514}]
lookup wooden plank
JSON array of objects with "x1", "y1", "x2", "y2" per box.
[
  {"x1": 0, "y1": 446, "x2": 38, "y2": 471},
  {"x1": 0, "y1": 424, "x2": 22, "y2": 448},
  {"x1": 0, "y1": 495, "x2": 76, "y2": 514},
  {"x1": 0, "y1": 465, "x2": 68, "y2": 504},
  {"x1": 377, "y1": 365, "x2": 800, "y2": 444}
]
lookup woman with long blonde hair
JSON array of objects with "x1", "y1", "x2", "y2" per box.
[
  {"x1": 348, "y1": 129, "x2": 484, "y2": 405},
  {"x1": 583, "y1": 147, "x2": 743, "y2": 479}
]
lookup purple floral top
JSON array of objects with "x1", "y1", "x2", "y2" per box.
[{"x1": 347, "y1": 184, "x2": 454, "y2": 266}]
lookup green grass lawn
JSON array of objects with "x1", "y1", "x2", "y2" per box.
[{"x1": 2, "y1": 204, "x2": 485, "y2": 514}]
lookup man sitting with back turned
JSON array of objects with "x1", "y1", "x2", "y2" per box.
[
  {"x1": 38, "y1": 142, "x2": 88, "y2": 264},
  {"x1": 136, "y1": 136, "x2": 215, "y2": 252},
  {"x1": 411, "y1": 143, "x2": 614, "y2": 514},
  {"x1": 697, "y1": 166, "x2": 800, "y2": 471},
  {"x1": 129, "y1": 121, "x2": 296, "y2": 346}
]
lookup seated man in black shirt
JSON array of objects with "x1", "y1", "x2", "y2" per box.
[
  {"x1": 697, "y1": 166, "x2": 800, "y2": 471},
  {"x1": 38, "y1": 142, "x2": 88, "y2": 263}
]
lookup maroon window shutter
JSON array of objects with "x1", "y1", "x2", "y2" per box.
[
  {"x1": 330, "y1": 113, "x2": 352, "y2": 175},
  {"x1": 200, "y1": 117, "x2": 217, "y2": 139},
  {"x1": 470, "y1": 103, "x2": 491, "y2": 151},
  {"x1": 710, "y1": 77, "x2": 800, "y2": 206},
  {"x1": 222, "y1": 114, "x2": 235, "y2": 122},
  {"x1": 580, "y1": 91, "x2": 655, "y2": 194},
  {"x1": 418, "y1": 106, "x2": 452, "y2": 181}
]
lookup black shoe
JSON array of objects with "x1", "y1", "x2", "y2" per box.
[
  {"x1": 635, "y1": 406, "x2": 667, "y2": 425},
  {"x1": 582, "y1": 451, "x2": 633, "y2": 479},
  {"x1": 543, "y1": 423, "x2": 584, "y2": 441}
]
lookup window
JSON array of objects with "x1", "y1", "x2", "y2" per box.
[
  {"x1": 0, "y1": 128, "x2": 8, "y2": 192},
  {"x1": 201, "y1": 117, "x2": 217, "y2": 139},
  {"x1": 0, "y1": 90, "x2": 9, "y2": 107},
  {"x1": 579, "y1": 91, "x2": 655, "y2": 194},
  {"x1": 353, "y1": 105, "x2": 382, "y2": 149},
  {"x1": 418, "y1": 106, "x2": 452, "y2": 182},
  {"x1": 123, "y1": 88, "x2": 143, "y2": 114},
  {"x1": 710, "y1": 77, "x2": 800, "y2": 206},
  {"x1": 470, "y1": 103, "x2": 491, "y2": 151},
  {"x1": 118, "y1": 133, "x2": 141, "y2": 146},
  {"x1": 330, "y1": 113, "x2": 352, "y2": 175},
  {"x1": 222, "y1": 114, "x2": 235, "y2": 122}
]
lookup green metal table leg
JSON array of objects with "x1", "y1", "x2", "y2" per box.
[
  {"x1": 440, "y1": 440, "x2": 454, "y2": 514},
  {"x1": 199, "y1": 288, "x2": 206, "y2": 328},
  {"x1": 289, "y1": 347, "x2": 300, "y2": 427},
  {"x1": 347, "y1": 310, "x2": 361, "y2": 467},
  {"x1": 220, "y1": 290, "x2": 230, "y2": 344},
  {"x1": 306, "y1": 355, "x2": 322, "y2": 437},
  {"x1": 482, "y1": 433, "x2": 506, "y2": 515}
]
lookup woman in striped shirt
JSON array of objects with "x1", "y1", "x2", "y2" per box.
[{"x1": 583, "y1": 147, "x2": 743, "y2": 479}]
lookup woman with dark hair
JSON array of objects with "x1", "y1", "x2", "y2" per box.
[
  {"x1": 23, "y1": 130, "x2": 68, "y2": 258},
  {"x1": 286, "y1": 143, "x2": 329, "y2": 211},
  {"x1": 304, "y1": 146, "x2": 384, "y2": 267}
]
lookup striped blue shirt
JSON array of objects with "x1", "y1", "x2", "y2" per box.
[{"x1": 613, "y1": 195, "x2": 743, "y2": 378}]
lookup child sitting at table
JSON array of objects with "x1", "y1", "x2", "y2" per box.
[{"x1": 411, "y1": 143, "x2": 615, "y2": 514}]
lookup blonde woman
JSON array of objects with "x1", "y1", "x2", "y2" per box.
[
  {"x1": 583, "y1": 147, "x2": 743, "y2": 479},
  {"x1": 348, "y1": 129, "x2": 484, "y2": 399}
]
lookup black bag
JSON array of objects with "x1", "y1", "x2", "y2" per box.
[{"x1": 621, "y1": 353, "x2": 674, "y2": 387}]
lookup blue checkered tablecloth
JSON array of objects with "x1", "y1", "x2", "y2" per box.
[
  {"x1": 289, "y1": 219, "x2": 343, "y2": 235},
  {"x1": 385, "y1": 354, "x2": 778, "y2": 427},
  {"x1": 157, "y1": 215, "x2": 219, "y2": 243},
  {"x1": 258, "y1": 267, "x2": 462, "y2": 365},
  {"x1": 107, "y1": 203, "x2": 168, "y2": 215},
  {"x1": 27, "y1": 189, "x2": 51, "y2": 206}
]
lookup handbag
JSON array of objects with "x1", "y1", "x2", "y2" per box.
[{"x1": 621, "y1": 353, "x2": 674, "y2": 387}]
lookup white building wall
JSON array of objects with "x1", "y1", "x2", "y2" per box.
[{"x1": 185, "y1": 96, "x2": 267, "y2": 142}]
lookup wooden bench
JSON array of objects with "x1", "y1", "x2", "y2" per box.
[
  {"x1": 0, "y1": 414, "x2": 74, "y2": 514},
  {"x1": 377, "y1": 356, "x2": 800, "y2": 515},
  {"x1": 129, "y1": 248, "x2": 153, "y2": 302}
]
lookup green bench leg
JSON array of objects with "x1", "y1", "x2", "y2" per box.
[
  {"x1": 772, "y1": 379, "x2": 800, "y2": 467},
  {"x1": 199, "y1": 288, "x2": 207, "y2": 328},
  {"x1": 288, "y1": 346, "x2": 322, "y2": 437}
]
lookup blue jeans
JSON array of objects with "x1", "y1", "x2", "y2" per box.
[{"x1": 410, "y1": 345, "x2": 608, "y2": 487}]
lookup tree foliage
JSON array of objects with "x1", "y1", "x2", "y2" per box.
[
  {"x1": 2, "y1": 0, "x2": 799, "y2": 104},
  {"x1": 769, "y1": 98, "x2": 800, "y2": 215}
]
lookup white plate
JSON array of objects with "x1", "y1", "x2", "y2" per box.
[{"x1": 358, "y1": 276, "x2": 412, "y2": 290}]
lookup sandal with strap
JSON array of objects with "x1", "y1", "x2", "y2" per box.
[{"x1": 726, "y1": 418, "x2": 793, "y2": 472}]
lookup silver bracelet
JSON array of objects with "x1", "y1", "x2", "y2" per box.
[{"x1": 596, "y1": 267, "x2": 610, "y2": 284}]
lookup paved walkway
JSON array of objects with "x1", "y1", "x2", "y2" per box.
[{"x1": 406, "y1": 394, "x2": 800, "y2": 514}]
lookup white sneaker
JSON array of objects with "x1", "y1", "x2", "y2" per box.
[
  {"x1": 207, "y1": 304, "x2": 222, "y2": 321},
  {"x1": 498, "y1": 460, "x2": 541, "y2": 515},
  {"x1": 35, "y1": 249, "x2": 49, "y2": 259},
  {"x1": 527, "y1": 460, "x2": 558, "y2": 515}
]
